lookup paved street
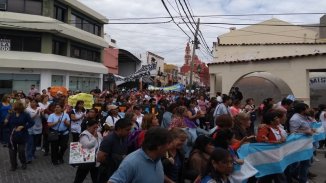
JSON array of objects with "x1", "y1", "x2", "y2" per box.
[
  {"x1": 0, "y1": 144, "x2": 325, "y2": 183},
  {"x1": 0, "y1": 145, "x2": 91, "y2": 183}
]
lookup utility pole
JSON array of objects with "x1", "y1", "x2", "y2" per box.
[{"x1": 189, "y1": 18, "x2": 200, "y2": 89}]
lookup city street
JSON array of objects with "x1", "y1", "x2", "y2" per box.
[
  {"x1": 0, "y1": 145, "x2": 90, "y2": 183},
  {"x1": 0, "y1": 144, "x2": 325, "y2": 183}
]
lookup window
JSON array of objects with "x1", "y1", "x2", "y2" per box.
[
  {"x1": 71, "y1": 12, "x2": 101, "y2": 36},
  {"x1": 0, "y1": 30, "x2": 41, "y2": 52},
  {"x1": 69, "y1": 76, "x2": 99, "y2": 93},
  {"x1": 25, "y1": 0, "x2": 42, "y2": 15},
  {"x1": 94, "y1": 25, "x2": 100, "y2": 36},
  {"x1": 8, "y1": 0, "x2": 24, "y2": 13},
  {"x1": 54, "y1": 4, "x2": 66, "y2": 22},
  {"x1": 52, "y1": 39, "x2": 66, "y2": 56},
  {"x1": 71, "y1": 42, "x2": 101, "y2": 62},
  {"x1": 23, "y1": 36, "x2": 41, "y2": 52},
  {"x1": 8, "y1": 0, "x2": 42, "y2": 15},
  {"x1": 71, "y1": 14, "x2": 82, "y2": 29},
  {"x1": 52, "y1": 75, "x2": 64, "y2": 86}
]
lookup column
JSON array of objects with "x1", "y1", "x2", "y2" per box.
[
  {"x1": 40, "y1": 71, "x2": 52, "y2": 90},
  {"x1": 65, "y1": 73, "x2": 70, "y2": 89}
]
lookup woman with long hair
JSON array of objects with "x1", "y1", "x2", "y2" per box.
[
  {"x1": 6, "y1": 101, "x2": 34, "y2": 171},
  {"x1": 47, "y1": 103, "x2": 70, "y2": 165},
  {"x1": 186, "y1": 135, "x2": 215, "y2": 181},
  {"x1": 70, "y1": 100, "x2": 86, "y2": 142},
  {"x1": 201, "y1": 148, "x2": 234, "y2": 183}
]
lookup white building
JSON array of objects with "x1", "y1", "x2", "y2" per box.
[
  {"x1": 146, "y1": 51, "x2": 165, "y2": 76},
  {"x1": 0, "y1": 0, "x2": 108, "y2": 95}
]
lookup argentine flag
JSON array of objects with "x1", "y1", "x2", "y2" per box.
[
  {"x1": 311, "y1": 122, "x2": 326, "y2": 142},
  {"x1": 229, "y1": 159, "x2": 258, "y2": 183},
  {"x1": 237, "y1": 134, "x2": 313, "y2": 178}
]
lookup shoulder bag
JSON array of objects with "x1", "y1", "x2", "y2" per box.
[{"x1": 48, "y1": 113, "x2": 64, "y2": 142}]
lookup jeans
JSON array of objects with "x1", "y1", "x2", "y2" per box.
[
  {"x1": 50, "y1": 134, "x2": 69, "y2": 163},
  {"x1": 26, "y1": 134, "x2": 34, "y2": 161},
  {"x1": 298, "y1": 160, "x2": 310, "y2": 183},
  {"x1": 26, "y1": 134, "x2": 42, "y2": 161},
  {"x1": 9, "y1": 142, "x2": 26, "y2": 168}
]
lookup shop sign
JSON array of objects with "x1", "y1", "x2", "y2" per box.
[{"x1": 0, "y1": 39, "x2": 10, "y2": 51}]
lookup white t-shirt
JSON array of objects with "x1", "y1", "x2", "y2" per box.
[
  {"x1": 136, "y1": 114, "x2": 144, "y2": 127},
  {"x1": 105, "y1": 115, "x2": 121, "y2": 127},
  {"x1": 26, "y1": 107, "x2": 43, "y2": 135},
  {"x1": 38, "y1": 102, "x2": 50, "y2": 110}
]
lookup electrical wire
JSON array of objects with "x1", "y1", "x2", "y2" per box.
[
  {"x1": 161, "y1": 0, "x2": 192, "y2": 39},
  {"x1": 179, "y1": 0, "x2": 213, "y2": 56},
  {"x1": 166, "y1": 0, "x2": 195, "y2": 36}
]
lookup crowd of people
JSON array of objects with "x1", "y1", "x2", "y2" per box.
[{"x1": 0, "y1": 85, "x2": 325, "y2": 183}]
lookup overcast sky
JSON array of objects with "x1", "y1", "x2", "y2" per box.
[{"x1": 79, "y1": 0, "x2": 326, "y2": 66}]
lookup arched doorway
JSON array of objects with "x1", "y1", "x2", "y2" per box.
[{"x1": 231, "y1": 72, "x2": 293, "y2": 105}]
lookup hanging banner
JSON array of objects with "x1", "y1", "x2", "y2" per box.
[
  {"x1": 148, "y1": 83, "x2": 185, "y2": 92},
  {"x1": 114, "y1": 63, "x2": 157, "y2": 85}
]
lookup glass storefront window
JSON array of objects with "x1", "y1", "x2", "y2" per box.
[
  {"x1": 0, "y1": 74, "x2": 40, "y2": 95},
  {"x1": 52, "y1": 75, "x2": 64, "y2": 86},
  {"x1": 69, "y1": 76, "x2": 99, "y2": 93}
]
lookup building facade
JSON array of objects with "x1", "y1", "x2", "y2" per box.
[
  {"x1": 164, "y1": 63, "x2": 179, "y2": 85},
  {"x1": 0, "y1": 0, "x2": 108, "y2": 94},
  {"x1": 209, "y1": 18, "x2": 326, "y2": 106}
]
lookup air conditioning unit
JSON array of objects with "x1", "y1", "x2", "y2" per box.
[{"x1": 0, "y1": 3, "x2": 7, "y2": 11}]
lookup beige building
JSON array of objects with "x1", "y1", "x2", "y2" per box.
[{"x1": 209, "y1": 18, "x2": 326, "y2": 106}]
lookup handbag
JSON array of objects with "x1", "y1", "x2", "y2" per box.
[{"x1": 48, "y1": 114, "x2": 64, "y2": 142}]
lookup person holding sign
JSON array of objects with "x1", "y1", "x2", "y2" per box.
[{"x1": 73, "y1": 119, "x2": 102, "y2": 183}]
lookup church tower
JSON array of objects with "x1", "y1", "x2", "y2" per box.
[{"x1": 184, "y1": 42, "x2": 191, "y2": 65}]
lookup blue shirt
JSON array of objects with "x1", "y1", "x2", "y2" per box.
[
  {"x1": 109, "y1": 149, "x2": 164, "y2": 183},
  {"x1": 48, "y1": 113, "x2": 70, "y2": 135},
  {"x1": 0, "y1": 103, "x2": 11, "y2": 124}
]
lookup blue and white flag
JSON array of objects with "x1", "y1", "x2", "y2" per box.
[
  {"x1": 237, "y1": 134, "x2": 313, "y2": 178},
  {"x1": 311, "y1": 122, "x2": 326, "y2": 142},
  {"x1": 229, "y1": 159, "x2": 258, "y2": 183}
]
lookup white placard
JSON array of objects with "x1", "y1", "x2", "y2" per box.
[
  {"x1": 69, "y1": 142, "x2": 96, "y2": 164},
  {"x1": 0, "y1": 39, "x2": 10, "y2": 51}
]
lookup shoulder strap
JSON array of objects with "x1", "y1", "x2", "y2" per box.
[{"x1": 56, "y1": 113, "x2": 65, "y2": 131}]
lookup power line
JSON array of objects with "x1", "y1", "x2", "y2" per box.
[
  {"x1": 161, "y1": 0, "x2": 192, "y2": 39},
  {"x1": 179, "y1": 0, "x2": 213, "y2": 56},
  {"x1": 109, "y1": 27, "x2": 188, "y2": 38},
  {"x1": 179, "y1": 22, "x2": 326, "y2": 27},
  {"x1": 166, "y1": 0, "x2": 195, "y2": 36},
  {"x1": 108, "y1": 12, "x2": 326, "y2": 21}
]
